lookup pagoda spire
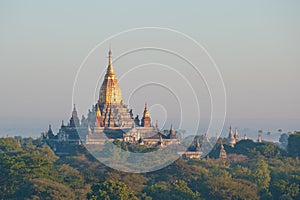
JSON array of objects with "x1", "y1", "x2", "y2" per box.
[
  {"x1": 235, "y1": 128, "x2": 239, "y2": 141},
  {"x1": 70, "y1": 104, "x2": 80, "y2": 127},
  {"x1": 98, "y1": 48, "x2": 122, "y2": 105},
  {"x1": 87, "y1": 123, "x2": 92, "y2": 135},
  {"x1": 72, "y1": 104, "x2": 78, "y2": 118},
  {"x1": 228, "y1": 126, "x2": 236, "y2": 147},
  {"x1": 107, "y1": 49, "x2": 115, "y2": 75},
  {"x1": 95, "y1": 104, "x2": 103, "y2": 127},
  {"x1": 196, "y1": 138, "x2": 201, "y2": 151},
  {"x1": 168, "y1": 124, "x2": 175, "y2": 139},
  {"x1": 47, "y1": 124, "x2": 54, "y2": 138},
  {"x1": 229, "y1": 126, "x2": 233, "y2": 136},
  {"x1": 141, "y1": 103, "x2": 151, "y2": 127},
  {"x1": 143, "y1": 103, "x2": 150, "y2": 118},
  {"x1": 96, "y1": 104, "x2": 102, "y2": 117},
  {"x1": 219, "y1": 141, "x2": 227, "y2": 159}
]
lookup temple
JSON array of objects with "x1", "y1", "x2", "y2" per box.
[
  {"x1": 219, "y1": 141, "x2": 227, "y2": 159},
  {"x1": 227, "y1": 126, "x2": 237, "y2": 147},
  {"x1": 43, "y1": 49, "x2": 179, "y2": 154},
  {"x1": 42, "y1": 49, "x2": 257, "y2": 160}
]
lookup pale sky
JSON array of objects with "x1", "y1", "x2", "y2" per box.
[{"x1": 0, "y1": 1, "x2": 299, "y2": 137}]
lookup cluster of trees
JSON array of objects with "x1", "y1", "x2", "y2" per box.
[
  {"x1": 0, "y1": 138, "x2": 87, "y2": 199},
  {"x1": 0, "y1": 132, "x2": 300, "y2": 199}
]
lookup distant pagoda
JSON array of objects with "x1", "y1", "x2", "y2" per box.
[
  {"x1": 228, "y1": 126, "x2": 236, "y2": 147},
  {"x1": 219, "y1": 141, "x2": 227, "y2": 159}
]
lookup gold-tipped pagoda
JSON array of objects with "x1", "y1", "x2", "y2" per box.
[{"x1": 44, "y1": 49, "x2": 179, "y2": 152}]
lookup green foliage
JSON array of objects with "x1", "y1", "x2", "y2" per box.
[
  {"x1": 0, "y1": 137, "x2": 21, "y2": 152},
  {"x1": 279, "y1": 133, "x2": 289, "y2": 148},
  {"x1": 287, "y1": 132, "x2": 300, "y2": 158},
  {"x1": 87, "y1": 180, "x2": 138, "y2": 200},
  {"x1": 1, "y1": 135, "x2": 300, "y2": 200},
  {"x1": 16, "y1": 178, "x2": 75, "y2": 200},
  {"x1": 253, "y1": 159, "x2": 271, "y2": 192},
  {"x1": 0, "y1": 138, "x2": 57, "y2": 199},
  {"x1": 231, "y1": 164, "x2": 252, "y2": 180},
  {"x1": 233, "y1": 140, "x2": 285, "y2": 158},
  {"x1": 270, "y1": 179, "x2": 299, "y2": 200},
  {"x1": 56, "y1": 164, "x2": 85, "y2": 189},
  {"x1": 113, "y1": 140, "x2": 157, "y2": 153},
  {"x1": 144, "y1": 180, "x2": 201, "y2": 200},
  {"x1": 105, "y1": 171, "x2": 148, "y2": 193},
  {"x1": 196, "y1": 168, "x2": 258, "y2": 200}
]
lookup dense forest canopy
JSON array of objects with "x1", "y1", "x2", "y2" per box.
[{"x1": 0, "y1": 132, "x2": 300, "y2": 200}]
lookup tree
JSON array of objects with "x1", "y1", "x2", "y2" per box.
[
  {"x1": 279, "y1": 133, "x2": 289, "y2": 148},
  {"x1": 87, "y1": 180, "x2": 138, "y2": 200},
  {"x1": 253, "y1": 159, "x2": 271, "y2": 192},
  {"x1": 0, "y1": 137, "x2": 21, "y2": 152},
  {"x1": 56, "y1": 164, "x2": 85, "y2": 189},
  {"x1": 232, "y1": 165, "x2": 252, "y2": 181},
  {"x1": 16, "y1": 178, "x2": 75, "y2": 200},
  {"x1": 173, "y1": 180, "x2": 201, "y2": 200},
  {"x1": 202, "y1": 169, "x2": 259, "y2": 200},
  {"x1": 287, "y1": 132, "x2": 300, "y2": 158},
  {"x1": 0, "y1": 138, "x2": 56, "y2": 199},
  {"x1": 144, "y1": 181, "x2": 201, "y2": 200},
  {"x1": 270, "y1": 179, "x2": 299, "y2": 200},
  {"x1": 261, "y1": 143, "x2": 278, "y2": 158}
]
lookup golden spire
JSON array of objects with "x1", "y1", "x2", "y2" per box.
[
  {"x1": 96, "y1": 105, "x2": 101, "y2": 117},
  {"x1": 98, "y1": 49, "x2": 123, "y2": 105},
  {"x1": 95, "y1": 104, "x2": 103, "y2": 127},
  {"x1": 143, "y1": 103, "x2": 150, "y2": 118},
  {"x1": 107, "y1": 49, "x2": 114, "y2": 75}
]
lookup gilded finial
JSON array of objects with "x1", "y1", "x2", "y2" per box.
[
  {"x1": 107, "y1": 48, "x2": 114, "y2": 74},
  {"x1": 96, "y1": 104, "x2": 101, "y2": 117},
  {"x1": 143, "y1": 103, "x2": 150, "y2": 117}
]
